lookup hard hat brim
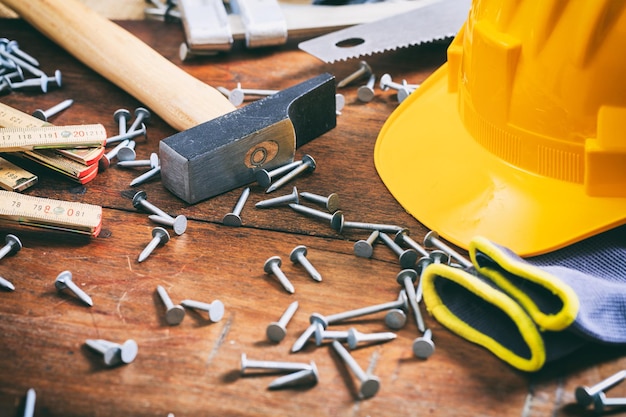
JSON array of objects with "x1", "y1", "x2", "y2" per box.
[{"x1": 374, "y1": 63, "x2": 626, "y2": 257}]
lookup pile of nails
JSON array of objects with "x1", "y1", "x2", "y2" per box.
[
  {"x1": 575, "y1": 369, "x2": 626, "y2": 415},
  {"x1": 101, "y1": 107, "x2": 159, "y2": 187},
  {"x1": 336, "y1": 60, "x2": 419, "y2": 104},
  {"x1": 0, "y1": 38, "x2": 62, "y2": 95}
]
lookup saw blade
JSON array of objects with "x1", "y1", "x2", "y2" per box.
[{"x1": 298, "y1": 0, "x2": 470, "y2": 63}]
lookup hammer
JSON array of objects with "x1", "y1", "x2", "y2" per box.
[{"x1": 1, "y1": 0, "x2": 336, "y2": 204}]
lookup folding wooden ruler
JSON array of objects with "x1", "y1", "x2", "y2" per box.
[
  {"x1": 0, "y1": 102, "x2": 104, "y2": 186},
  {"x1": 0, "y1": 190, "x2": 102, "y2": 236},
  {"x1": 0, "y1": 103, "x2": 103, "y2": 236}
]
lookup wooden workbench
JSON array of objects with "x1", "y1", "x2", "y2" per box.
[{"x1": 1, "y1": 10, "x2": 625, "y2": 417}]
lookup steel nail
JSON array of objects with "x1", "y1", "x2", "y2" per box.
[
  {"x1": 113, "y1": 108, "x2": 131, "y2": 135},
  {"x1": 321, "y1": 290, "x2": 409, "y2": 325},
  {"x1": 288, "y1": 203, "x2": 344, "y2": 232},
  {"x1": 85, "y1": 339, "x2": 122, "y2": 366},
  {"x1": 384, "y1": 308, "x2": 407, "y2": 330},
  {"x1": 414, "y1": 256, "x2": 433, "y2": 303},
  {"x1": 181, "y1": 299, "x2": 225, "y2": 322},
  {"x1": 379, "y1": 232, "x2": 418, "y2": 269},
  {"x1": 23, "y1": 388, "x2": 36, "y2": 417},
  {"x1": 354, "y1": 230, "x2": 380, "y2": 258},
  {"x1": 337, "y1": 61, "x2": 372, "y2": 88},
  {"x1": 267, "y1": 362, "x2": 319, "y2": 390},
  {"x1": 0, "y1": 234, "x2": 21, "y2": 260},
  {"x1": 54, "y1": 270, "x2": 93, "y2": 306},
  {"x1": 0, "y1": 276, "x2": 15, "y2": 291},
  {"x1": 138, "y1": 227, "x2": 170, "y2": 262},
  {"x1": 331, "y1": 340, "x2": 380, "y2": 399},
  {"x1": 128, "y1": 107, "x2": 151, "y2": 133},
  {"x1": 100, "y1": 139, "x2": 131, "y2": 170},
  {"x1": 255, "y1": 160, "x2": 304, "y2": 188},
  {"x1": 266, "y1": 300, "x2": 299, "y2": 342},
  {"x1": 106, "y1": 122, "x2": 147, "y2": 146},
  {"x1": 314, "y1": 322, "x2": 348, "y2": 346},
  {"x1": 117, "y1": 140, "x2": 137, "y2": 161},
  {"x1": 6, "y1": 40, "x2": 39, "y2": 67},
  {"x1": 346, "y1": 327, "x2": 397, "y2": 349},
  {"x1": 357, "y1": 73, "x2": 377, "y2": 102},
  {"x1": 95, "y1": 339, "x2": 138, "y2": 364},
  {"x1": 32, "y1": 98, "x2": 73, "y2": 122},
  {"x1": 576, "y1": 369, "x2": 626, "y2": 407},
  {"x1": 396, "y1": 269, "x2": 425, "y2": 333},
  {"x1": 424, "y1": 230, "x2": 472, "y2": 269},
  {"x1": 264, "y1": 256, "x2": 295, "y2": 294},
  {"x1": 290, "y1": 245, "x2": 322, "y2": 282},
  {"x1": 255, "y1": 186, "x2": 299, "y2": 209},
  {"x1": 341, "y1": 220, "x2": 403, "y2": 234},
  {"x1": 412, "y1": 328, "x2": 435, "y2": 359},
  {"x1": 300, "y1": 191, "x2": 340, "y2": 213},
  {"x1": 118, "y1": 152, "x2": 158, "y2": 168},
  {"x1": 291, "y1": 323, "x2": 317, "y2": 353},
  {"x1": 393, "y1": 229, "x2": 428, "y2": 257},
  {"x1": 133, "y1": 191, "x2": 187, "y2": 235},
  {"x1": 240, "y1": 353, "x2": 312, "y2": 374},
  {"x1": 223, "y1": 187, "x2": 250, "y2": 226},
  {"x1": 129, "y1": 164, "x2": 161, "y2": 187},
  {"x1": 148, "y1": 214, "x2": 188, "y2": 236},
  {"x1": 265, "y1": 155, "x2": 316, "y2": 193},
  {"x1": 156, "y1": 285, "x2": 185, "y2": 325}
]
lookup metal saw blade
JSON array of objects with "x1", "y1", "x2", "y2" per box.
[{"x1": 298, "y1": 0, "x2": 470, "y2": 63}]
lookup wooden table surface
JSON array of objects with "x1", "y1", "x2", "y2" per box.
[{"x1": 1, "y1": 8, "x2": 625, "y2": 417}]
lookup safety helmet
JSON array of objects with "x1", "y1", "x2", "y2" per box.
[{"x1": 374, "y1": 0, "x2": 626, "y2": 256}]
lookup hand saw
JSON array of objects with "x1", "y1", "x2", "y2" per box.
[{"x1": 298, "y1": 0, "x2": 471, "y2": 63}]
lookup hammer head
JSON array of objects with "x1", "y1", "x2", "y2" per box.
[{"x1": 160, "y1": 73, "x2": 337, "y2": 204}]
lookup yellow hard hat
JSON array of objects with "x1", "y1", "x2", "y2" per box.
[{"x1": 375, "y1": 1, "x2": 626, "y2": 256}]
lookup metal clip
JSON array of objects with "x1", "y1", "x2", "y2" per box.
[
  {"x1": 230, "y1": 0, "x2": 287, "y2": 48},
  {"x1": 178, "y1": 0, "x2": 233, "y2": 54}
]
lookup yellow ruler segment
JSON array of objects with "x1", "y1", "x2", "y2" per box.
[
  {"x1": 0, "y1": 158, "x2": 38, "y2": 191},
  {"x1": 0, "y1": 124, "x2": 107, "y2": 151},
  {"x1": 0, "y1": 190, "x2": 102, "y2": 236},
  {"x1": 0, "y1": 102, "x2": 53, "y2": 129}
]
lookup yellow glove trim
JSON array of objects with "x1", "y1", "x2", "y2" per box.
[
  {"x1": 422, "y1": 263, "x2": 546, "y2": 372},
  {"x1": 469, "y1": 236, "x2": 579, "y2": 331}
]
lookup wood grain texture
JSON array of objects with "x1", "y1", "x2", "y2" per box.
[{"x1": 1, "y1": 17, "x2": 625, "y2": 417}]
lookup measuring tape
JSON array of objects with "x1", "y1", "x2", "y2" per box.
[
  {"x1": 0, "y1": 124, "x2": 107, "y2": 151},
  {"x1": 0, "y1": 190, "x2": 102, "y2": 237}
]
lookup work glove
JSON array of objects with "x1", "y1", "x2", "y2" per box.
[{"x1": 421, "y1": 226, "x2": 626, "y2": 372}]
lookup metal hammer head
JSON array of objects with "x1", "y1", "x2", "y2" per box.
[{"x1": 159, "y1": 73, "x2": 337, "y2": 204}]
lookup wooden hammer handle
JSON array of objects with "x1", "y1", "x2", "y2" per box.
[{"x1": 1, "y1": 0, "x2": 236, "y2": 131}]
